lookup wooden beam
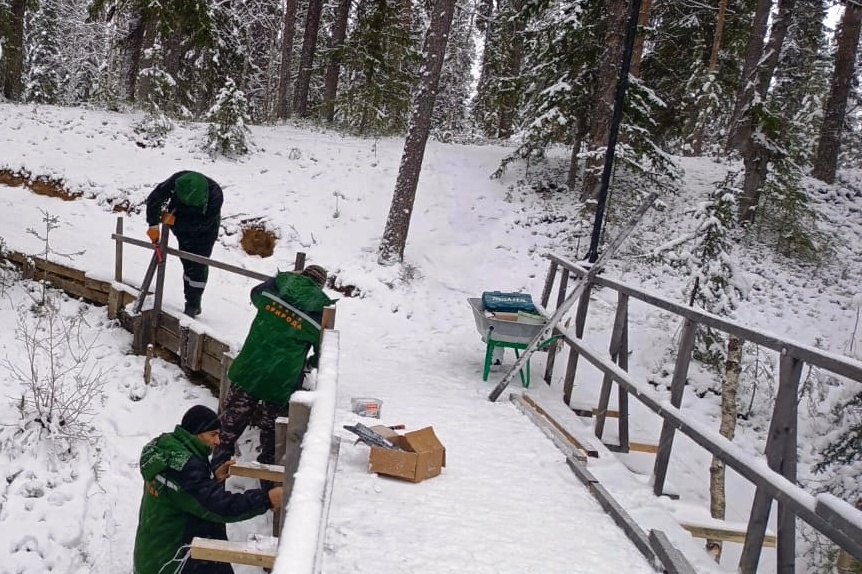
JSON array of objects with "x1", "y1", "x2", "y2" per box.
[
  {"x1": 605, "y1": 441, "x2": 658, "y2": 454},
  {"x1": 229, "y1": 461, "x2": 285, "y2": 483},
  {"x1": 679, "y1": 521, "x2": 776, "y2": 547},
  {"x1": 648, "y1": 530, "x2": 698, "y2": 574},
  {"x1": 520, "y1": 394, "x2": 597, "y2": 458},
  {"x1": 189, "y1": 537, "x2": 277, "y2": 569},
  {"x1": 510, "y1": 394, "x2": 589, "y2": 463}
]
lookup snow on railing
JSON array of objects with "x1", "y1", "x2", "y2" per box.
[{"x1": 272, "y1": 329, "x2": 340, "y2": 574}]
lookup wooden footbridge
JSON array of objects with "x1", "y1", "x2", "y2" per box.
[{"x1": 3, "y1": 214, "x2": 861, "y2": 573}]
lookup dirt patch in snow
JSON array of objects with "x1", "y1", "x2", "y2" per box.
[{"x1": 0, "y1": 169, "x2": 82, "y2": 201}]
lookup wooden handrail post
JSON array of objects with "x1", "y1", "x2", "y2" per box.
[
  {"x1": 293, "y1": 251, "x2": 307, "y2": 271},
  {"x1": 595, "y1": 293, "x2": 629, "y2": 446},
  {"x1": 652, "y1": 318, "x2": 697, "y2": 497},
  {"x1": 738, "y1": 353, "x2": 802, "y2": 574},
  {"x1": 539, "y1": 260, "x2": 559, "y2": 307},
  {"x1": 273, "y1": 417, "x2": 290, "y2": 536},
  {"x1": 543, "y1": 267, "x2": 570, "y2": 384},
  {"x1": 114, "y1": 216, "x2": 123, "y2": 283},
  {"x1": 562, "y1": 284, "x2": 593, "y2": 405}
]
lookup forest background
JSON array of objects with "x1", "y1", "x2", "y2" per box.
[{"x1": 1, "y1": 0, "x2": 862, "y2": 570}]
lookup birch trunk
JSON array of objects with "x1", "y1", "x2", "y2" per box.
[{"x1": 707, "y1": 335, "x2": 742, "y2": 561}]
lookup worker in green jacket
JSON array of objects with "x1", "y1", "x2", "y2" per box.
[
  {"x1": 211, "y1": 265, "x2": 334, "y2": 474},
  {"x1": 133, "y1": 405, "x2": 283, "y2": 574}
]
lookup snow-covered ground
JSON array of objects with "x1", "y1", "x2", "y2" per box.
[{"x1": 0, "y1": 103, "x2": 859, "y2": 573}]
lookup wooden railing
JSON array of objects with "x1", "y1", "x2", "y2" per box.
[
  {"x1": 538, "y1": 253, "x2": 862, "y2": 573},
  {"x1": 2, "y1": 216, "x2": 341, "y2": 573}
]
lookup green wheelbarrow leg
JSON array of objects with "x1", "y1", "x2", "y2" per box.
[{"x1": 483, "y1": 340, "x2": 495, "y2": 381}]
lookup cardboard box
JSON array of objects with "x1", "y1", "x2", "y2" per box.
[{"x1": 368, "y1": 426, "x2": 446, "y2": 483}]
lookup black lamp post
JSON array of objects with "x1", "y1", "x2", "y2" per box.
[{"x1": 585, "y1": 0, "x2": 644, "y2": 263}]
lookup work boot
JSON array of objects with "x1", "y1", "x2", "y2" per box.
[{"x1": 183, "y1": 303, "x2": 202, "y2": 318}]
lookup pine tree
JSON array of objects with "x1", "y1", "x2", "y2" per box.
[
  {"x1": 470, "y1": 0, "x2": 526, "y2": 138},
  {"x1": 205, "y1": 77, "x2": 251, "y2": 157},
  {"x1": 813, "y1": 2, "x2": 862, "y2": 183},
  {"x1": 334, "y1": 0, "x2": 421, "y2": 134},
  {"x1": 24, "y1": 0, "x2": 63, "y2": 104},
  {"x1": 1, "y1": 0, "x2": 28, "y2": 100},
  {"x1": 430, "y1": 2, "x2": 475, "y2": 141},
  {"x1": 639, "y1": 0, "x2": 752, "y2": 153}
]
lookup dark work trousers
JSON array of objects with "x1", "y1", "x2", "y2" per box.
[
  {"x1": 211, "y1": 383, "x2": 288, "y2": 475},
  {"x1": 174, "y1": 231, "x2": 216, "y2": 308}
]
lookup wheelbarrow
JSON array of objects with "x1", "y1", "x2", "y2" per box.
[{"x1": 467, "y1": 297, "x2": 557, "y2": 387}]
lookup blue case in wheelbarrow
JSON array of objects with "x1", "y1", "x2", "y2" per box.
[
  {"x1": 468, "y1": 296, "x2": 547, "y2": 345},
  {"x1": 481, "y1": 291, "x2": 538, "y2": 314}
]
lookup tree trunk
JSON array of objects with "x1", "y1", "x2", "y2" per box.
[
  {"x1": 731, "y1": 0, "x2": 795, "y2": 222},
  {"x1": 566, "y1": 113, "x2": 589, "y2": 190},
  {"x1": 378, "y1": 0, "x2": 457, "y2": 264},
  {"x1": 725, "y1": 0, "x2": 772, "y2": 152},
  {"x1": 813, "y1": 3, "x2": 862, "y2": 183},
  {"x1": 707, "y1": 335, "x2": 743, "y2": 562},
  {"x1": 739, "y1": 143, "x2": 770, "y2": 221},
  {"x1": 581, "y1": 0, "x2": 629, "y2": 201},
  {"x1": 276, "y1": 0, "x2": 299, "y2": 118},
  {"x1": 293, "y1": 0, "x2": 325, "y2": 117},
  {"x1": 708, "y1": 0, "x2": 729, "y2": 72},
  {"x1": 131, "y1": 16, "x2": 159, "y2": 104},
  {"x1": 628, "y1": 0, "x2": 652, "y2": 78},
  {"x1": 2, "y1": 0, "x2": 27, "y2": 101},
  {"x1": 320, "y1": 0, "x2": 352, "y2": 122},
  {"x1": 690, "y1": 0, "x2": 728, "y2": 155}
]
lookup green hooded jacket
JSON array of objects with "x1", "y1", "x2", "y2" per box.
[
  {"x1": 133, "y1": 426, "x2": 269, "y2": 574},
  {"x1": 228, "y1": 272, "x2": 334, "y2": 405}
]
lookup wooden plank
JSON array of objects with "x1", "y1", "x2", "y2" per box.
[
  {"x1": 189, "y1": 537, "x2": 276, "y2": 569},
  {"x1": 180, "y1": 326, "x2": 204, "y2": 371},
  {"x1": 510, "y1": 394, "x2": 589, "y2": 464},
  {"x1": 229, "y1": 461, "x2": 285, "y2": 483},
  {"x1": 203, "y1": 335, "x2": 231, "y2": 358},
  {"x1": 606, "y1": 442, "x2": 658, "y2": 454},
  {"x1": 648, "y1": 530, "x2": 698, "y2": 574},
  {"x1": 679, "y1": 521, "x2": 776, "y2": 547},
  {"x1": 155, "y1": 327, "x2": 180, "y2": 358},
  {"x1": 565, "y1": 455, "x2": 598, "y2": 485},
  {"x1": 589, "y1": 481, "x2": 657, "y2": 563},
  {"x1": 579, "y1": 407, "x2": 622, "y2": 418},
  {"x1": 84, "y1": 276, "x2": 111, "y2": 295},
  {"x1": 520, "y1": 394, "x2": 597, "y2": 458}
]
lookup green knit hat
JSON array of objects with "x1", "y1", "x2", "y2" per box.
[{"x1": 174, "y1": 172, "x2": 209, "y2": 213}]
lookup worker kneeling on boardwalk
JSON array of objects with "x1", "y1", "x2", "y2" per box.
[
  {"x1": 212, "y1": 265, "x2": 334, "y2": 483},
  {"x1": 133, "y1": 405, "x2": 283, "y2": 574}
]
